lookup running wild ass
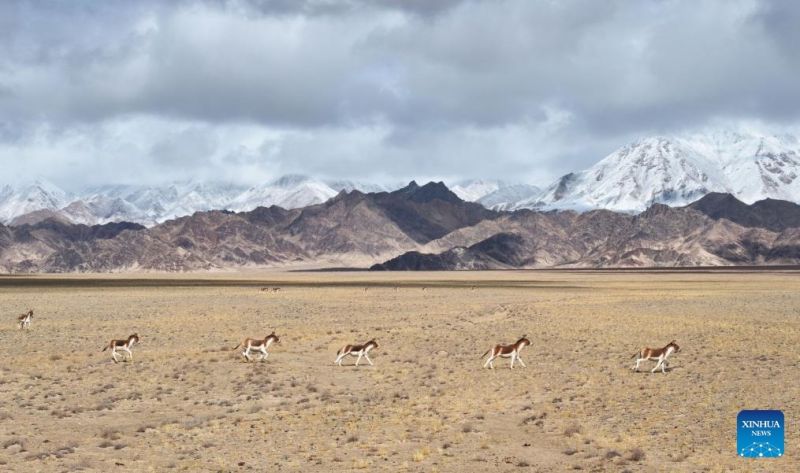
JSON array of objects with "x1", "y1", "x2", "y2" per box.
[
  {"x1": 335, "y1": 340, "x2": 378, "y2": 366},
  {"x1": 102, "y1": 334, "x2": 140, "y2": 363},
  {"x1": 233, "y1": 332, "x2": 280, "y2": 362},
  {"x1": 482, "y1": 336, "x2": 531, "y2": 369},
  {"x1": 632, "y1": 340, "x2": 680, "y2": 373},
  {"x1": 17, "y1": 309, "x2": 33, "y2": 329}
]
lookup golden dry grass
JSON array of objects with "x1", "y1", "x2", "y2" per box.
[{"x1": 1, "y1": 270, "x2": 798, "y2": 472}]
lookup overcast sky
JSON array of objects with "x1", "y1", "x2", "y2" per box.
[{"x1": 2, "y1": 0, "x2": 800, "y2": 190}]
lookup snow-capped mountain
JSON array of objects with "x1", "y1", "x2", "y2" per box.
[
  {"x1": 449, "y1": 180, "x2": 543, "y2": 209},
  {"x1": 515, "y1": 129, "x2": 800, "y2": 212},
  {"x1": 230, "y1": 175, "x2": 337, "y2": 211},
  {"x1": 326, "y1": 179, "x2": 398, "y2": 194},
  {"x1": 449, "y1": 179, "x2": 506, "y2": 202},
  {"x1": 0, "y1": 175, "x2": 405, "y2": 226},
  {"x1": 5, "y1": 128, "x2": 799, "y2": 226},
  {"x1": 477, "y1": 184, "x2": 541, "y2": 210},
  {"x1": 0, "y1": 178, "x2": 72, "y2": 222}
]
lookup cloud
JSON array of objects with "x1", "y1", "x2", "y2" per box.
[{"x1": 1, "y1": 0, "x2": 800, "y2": 188}]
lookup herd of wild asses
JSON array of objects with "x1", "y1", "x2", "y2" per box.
[{"x1": 12, "y1": 287, "x2": 681, "y2": 372}]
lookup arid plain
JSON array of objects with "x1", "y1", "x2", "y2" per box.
[{"x1": 1, "y1": 271, "x2": 798, "y2": 472}]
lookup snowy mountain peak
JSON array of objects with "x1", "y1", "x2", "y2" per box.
[
  {"x1": 0, "y1": 176, "x2": 72, "y2": 222},
  {"x1": 517, "y1": 128, "x2": 800, "y2": 212},
  {"x1": 449, "y1": 179, "x2": 507, "y2": 202}
]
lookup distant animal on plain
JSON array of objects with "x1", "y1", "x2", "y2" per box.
[
  {"x1": 481, "y1": 336, "x2": 531, "y2": 369},
  {"x1": 17, "y1": 309, "x2": 33, "y2": 329},
  {"x1": 335, "y1": 340, "x2": 378, "y2": 366},
  {"x1": 102, "y1": 334, "x2": 140, "y2": 363},
  {"x1": 632, "y1": 340, "x2": 680, "y2": 373},
  {"x1": 233, "y1": 332, "x2": 280, "y2": 362}
]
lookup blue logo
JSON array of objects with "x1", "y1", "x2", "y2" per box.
[{"x1": 738, "y1": 410, "x2": 784, "y2": 458}]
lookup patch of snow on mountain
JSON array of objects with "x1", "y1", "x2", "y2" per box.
[{"x1": 516, "y1": 129, "x2": 800, "y2": 212}]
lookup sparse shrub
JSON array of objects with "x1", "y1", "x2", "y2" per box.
[
  {"x1": 563, "y1": 424, "x2": 581, "y2": 437},
  {"x1": 626, "y1": 448, "x2": 645, "y2": 462},
  {"x1": 412, "y1": 448, "x2": 430, "y2": 462}
]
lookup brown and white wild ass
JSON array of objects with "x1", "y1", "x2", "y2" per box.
[
  {"x1": 631, "y1": 340, "x2": 680, "y2": 373},
  {"x1": 17, "y1": 309, "x2": 33, "y2": 329},
  {"x1": 233, "y1": 332, "x2": 280, "y2": 362},
  {"x1": 481, "y1": 336, "x2": 531, "y2": 369},
  {"x1": 335, "y1": 340, "x2": 378, "y2": 366},
  {"x1": 102, "y1": 334, "x2": 140, "y2": 363}
]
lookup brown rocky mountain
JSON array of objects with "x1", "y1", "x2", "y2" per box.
[
  {"x1": 372, "y1": 198, "x2": 800, "y2": 270},
  {"x1": 2, "y1": 182, "x2": 800, "y2": 273},
  {"x1": 687, "y1": 192, "x2": 800, "y2": 232},
  {"x1": 0, "y1": 182, "x2": 496, "y2": 272}
]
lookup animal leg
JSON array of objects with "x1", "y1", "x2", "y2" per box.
[
  {"x1": 111, "y1": 349, "x2": 119, "y2": 363},
  {"x1": 510, "y1": 353, "x2": 516, "y2": 369},
  {"x1": 243, "y1": 348, "x2": 253, "y2": 362},
  {"x1": 125, "y1": 347, "x2": 133, "y2": 361},
  {"x1": 260, "y1": 347, "x2": 268, "y2": 361},
  {"x1": 355, "y1": 352, "x2": 363, "y2": 366},
  {"x1": 517, "y1": 355, "x2": 527, "y2": 368},
  {"x1": 483, "y1": 350, "x2": 496, "y2": 369},
  {"x1": 364, "y1": 353, "x2": 373, "y2": 366},
  {"x1": 651, "y1": 357, "x2": 663, "y2": 373},
  {"x1": 632, "y1": 358, "x2": 642, "y2": 371},
  {"x1": 335, "y1": 353, "x2": 345, "y2": 366}
]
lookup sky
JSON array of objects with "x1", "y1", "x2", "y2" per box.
[{"x1": 2, "y1": 0, "x2": 800, "y2": 190}]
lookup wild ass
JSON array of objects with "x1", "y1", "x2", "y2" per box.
[
  {"x1": 631, "y1": 340, "x2": 680, "y2": 373},
  {"x1": 233, "y1": 332, "x2": 280, "y2": 362},
  {"x1": 17, "y1": 309, "x2": 33, "y2": 329},
  {"x1": 102, "y1": 334, "x2": 140, "y2": 363},
  {"x1": 335, "y1": 340, "x2": 378, "y2": 366},
  {"x1": 482, "y1": 336, "x2": 531, "y2": 369}
]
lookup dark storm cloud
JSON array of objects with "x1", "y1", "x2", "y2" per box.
[{"x1": 1, "y1": 0, "x2": 799, "y2": 187}]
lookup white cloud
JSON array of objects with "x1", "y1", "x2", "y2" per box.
[{"x1": 1, "y1": 0, "x2": 800, "y2": 188}]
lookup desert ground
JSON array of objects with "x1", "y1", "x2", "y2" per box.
[{"x1": 1, "y1": 270, "x2": 798, "y2": 472}]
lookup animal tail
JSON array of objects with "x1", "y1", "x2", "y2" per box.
[
  {"x1": 480, "y1": 349, "x2": 491, "y2": 359},
  {"x1": 232, "y1": 342, "x2": 242, "y2": 351},
  {"x1": 102, "y1": 344, "x2": 108, "y2": 352},
  {"x1": 631, "y1": 349, "x2": 640, "y2": 359}
]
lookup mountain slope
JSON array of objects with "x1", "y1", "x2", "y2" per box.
[
  {"x1": 4, "y1": 181, "x2": 800, "y2": 273},
  {"x1": 517, "y1": 129, "x2": 800, "y2": 212},
  {"x1": 373, "y1": 195, "x2": 800, "y2": 270},
  {"x1": 0, "y1": 178, "x2": 72, "y2": 223},
  {"x1": 687, "y1": 192, "x2": 800, "y2": 232},
  {"x1": 0, "y1": 181, "x2": 501, "y2": 272},
  {"x1": 0, "y1": 176, "x2": 405, "y2": 227}
]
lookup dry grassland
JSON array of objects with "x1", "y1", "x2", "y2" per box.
[{"x1": 1, "y1": 270, "x2": 798, "y2": 472}]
